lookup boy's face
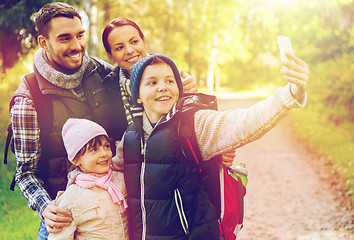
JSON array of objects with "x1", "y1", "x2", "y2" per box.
[
  {"x1": 75, "y1": 138, "x2": 112, "y2": 175},
  {"x1": 137, "y1": 63, "x2": 179, "y2": 123},
  {"x1": 38, "y1": 16, "x2": 86, "y2": 75}
]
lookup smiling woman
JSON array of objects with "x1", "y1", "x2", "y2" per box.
[
  {"x1": 103, "y1": 18, "x2": 148, "y2": 74},
  {"x1": 106, "y1": 25, "x2": 148, "y2": 72}
]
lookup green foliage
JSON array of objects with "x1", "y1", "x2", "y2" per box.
[
  {"x1": 0, "y1": 0, "x2": 83, "y2": 73},
  {"x1": 309, "y1": 53, "x2": 354, "y2": 123},
  {"x1": 2, "y1": 0, "x2": 352, "y2": 91},
  {"x1": 0, "y1": 0, "x2": 48, "y2": 72},
  {"x1": 0, "y1": 51, "x2": 34, "y2": 139},
  {"x1": 292, "y1": 109, "x2": 354, "y2": 205}
]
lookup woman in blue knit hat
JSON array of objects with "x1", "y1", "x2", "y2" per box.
[{"x1": 115, "y1": 53, "x2": 309, "y2": 240}]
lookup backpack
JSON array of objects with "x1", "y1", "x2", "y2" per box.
[
  {"x1": 177, "y1": 93, "x2": 246, "y2": 240},
  {"x1": 3, "y1": 58, "x2": 108, "y2": 191}
]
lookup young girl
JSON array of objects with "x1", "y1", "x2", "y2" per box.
[
  {"x1": 48, "y1": 118, "x2": 128, "y2": 240},
  {"x1": 116, "y1": 53, "x2": 309, "y2": 240}
]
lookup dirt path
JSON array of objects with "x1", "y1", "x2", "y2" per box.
[{"x1": 217, "y1": 98, "x2": 354, "y2": 240}]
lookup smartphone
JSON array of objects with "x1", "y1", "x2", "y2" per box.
[{"x1": 277, "y1": 36, "x2": 293, "y2": 62}]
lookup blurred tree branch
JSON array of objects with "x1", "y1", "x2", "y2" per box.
[{"x1": 0, "y1": 0, "x2": 82, "y2": 73}]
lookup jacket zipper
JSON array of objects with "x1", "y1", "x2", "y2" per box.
[
  {"x1": 174, "y1": 189, "x2": 189, "y2": 236},
  {"x1": 139, "y1": 118, "x2": 172, "y2": 239},
  {"x1": 140, "y1": 138, "x2": 147, "y2": 240}
]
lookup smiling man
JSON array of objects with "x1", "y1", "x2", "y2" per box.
[
  {"x1": 9, "y1": 2, "x2": 115, "y2": 239},
  {"x1": 38, "y1": 16, "x2": 86, "y2": 74}
]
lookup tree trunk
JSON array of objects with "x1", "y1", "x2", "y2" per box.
[
  {"x1": 187, "y1": 0, "x2": 193, "y2": 74},
  {"x1": 88, "y1": 0, "x2": 98, "y2": 57},
  {"x1": 207, "y1": 2, "x2": 218, "y2": 92}
]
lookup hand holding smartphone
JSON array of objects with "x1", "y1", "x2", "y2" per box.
[
  {"x1": 277, "y1": 36, "x2": 293, "y2": 63},
  {"x1": 277, "y1": 36, "x2": 298, "y2": 93}
]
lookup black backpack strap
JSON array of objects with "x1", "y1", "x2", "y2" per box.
[
  {"x1": 4, "y1": 124, "x2": 16, "y2": 190},
  {"x1": 4, "y1": 124, "x2": 13, "y2": 165},
  {"x1": 23, "y1": 73, "x2": 53, "y2": 131},
  {"x1": 9, "y1": 167, "x2": 16, "y2": 190},
  {"x1": 177, "y1": 94, "x2": 246, "y2": 239},
  {"x1": 24, "y1": 73, "x2": 52, "y2": 183},
  {"x1": 177, "y1": 110, "x2": 222, "y2": 216},
  {"x1": 178, "y1": 111, "x2": 203, "y2": 171},
  {"x1": 177, "y1": 93, "x2": 219, "y2": 168}
]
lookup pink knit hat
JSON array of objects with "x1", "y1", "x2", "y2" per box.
[{"x1": 62, "y1": 118, "x2": 108, "y2": 162}]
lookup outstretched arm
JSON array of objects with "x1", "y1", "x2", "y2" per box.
[{"x1": 194, "y1": 53, "x2": 309, "y2": 161}]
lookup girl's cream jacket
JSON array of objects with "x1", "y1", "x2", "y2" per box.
[{"x1": 48, "y1": 170, "x2": 128, "y2": 240}]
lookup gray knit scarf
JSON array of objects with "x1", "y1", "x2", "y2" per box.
[
  {"x1": 119, "y1": 68, "x2": 143, "y2": 125},
  {"x1": 33, "y1": 48, "x2": 89, "y2": 89}
]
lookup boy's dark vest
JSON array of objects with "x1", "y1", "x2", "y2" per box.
[
  {"x1": 9, "y1": 60, "x2": 113, "y2": 200},
  {"x1": 123, "y1": 95, "x2": 220, "y2": 240}
]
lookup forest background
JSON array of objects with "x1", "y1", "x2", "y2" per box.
[{"x1": 0, "y1": 0, "x2": 353, "y2": 239}]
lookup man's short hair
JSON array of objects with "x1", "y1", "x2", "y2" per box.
[{"x1": 34, "y1": 2, "x2": 81, "y2": 38}]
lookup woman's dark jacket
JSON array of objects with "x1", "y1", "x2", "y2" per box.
[{"x1": 103, "y1": 66, "x2": 128, "y2": 141}]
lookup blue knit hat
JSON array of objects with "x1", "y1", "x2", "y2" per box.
[{"x1": 130, "y1": 54, "x2": 183, "y2": 105}]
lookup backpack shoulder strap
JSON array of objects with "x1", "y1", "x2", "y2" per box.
[
  {"x1": 178, "y1": 110, "x2": 222, "y2": 216},
  {"x1": 178, "y1": 111, "x2": 203, "y2": 170},
  {"x1": 4, "y1": 125, "x2": 13, "y2": 165},
  {"x1": 23, "y1": 73, "x2": 53, "y2": 132},
  {"x1": 5, "y1": 73, "x2": 52, "y2": 190},
  {"x1": 177, "y1": 94, "x2": 246, "y2": 238},
  {"x1": 177, "y1": 93, "x2": 218, "y2": 168}
]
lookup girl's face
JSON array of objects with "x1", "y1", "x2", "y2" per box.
[
  {"x1": 75, "y1": 139, "x2": 112, "y2": 175},
  {"x1": 137, "y1": 63, "x2": 180, "y2": 123},
  {"x1": 107, "y1": 25, "x2": 148, "y2": 73}
]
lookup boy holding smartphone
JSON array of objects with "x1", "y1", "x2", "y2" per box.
[{"x1": 115, "y1": 53, "x2": 309, "y2": 240}]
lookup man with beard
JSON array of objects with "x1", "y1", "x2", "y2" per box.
[{"x1": 9, "y1": 2, "x2": 116, "y2": 239}]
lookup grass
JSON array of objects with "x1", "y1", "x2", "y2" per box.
[
  {"x1": 0, "y1": 143, "x2": 40, "y2": 240},
  {"x1": 291, "y1": 108, "x2": 354, "y2": 205}
]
